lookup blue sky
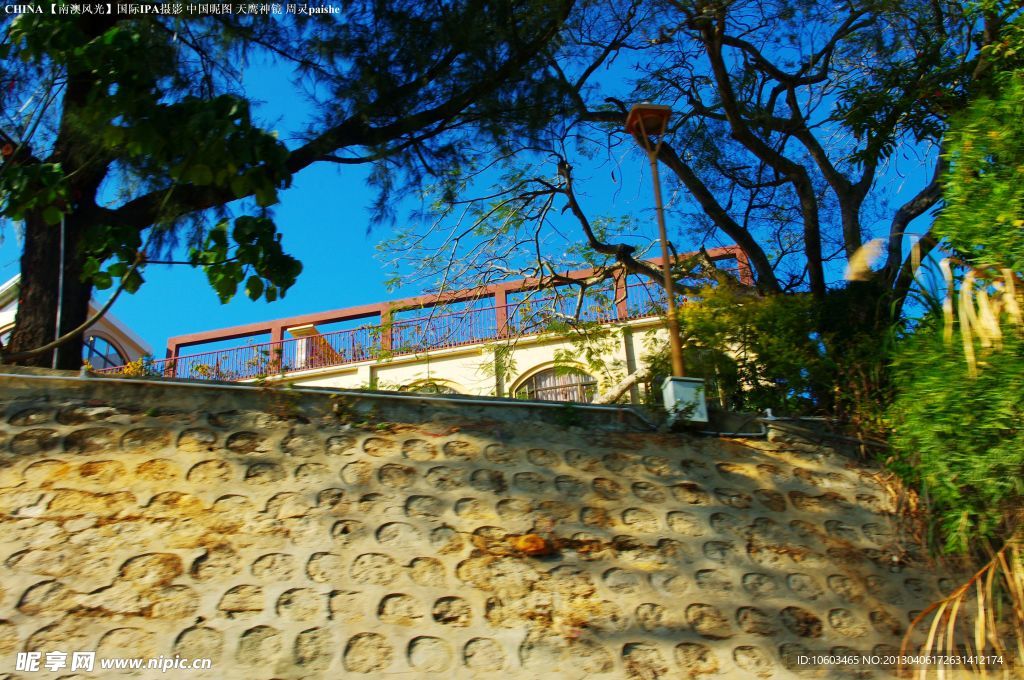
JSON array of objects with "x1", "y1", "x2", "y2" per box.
[
  {"x1": 0, "y1": 52, "x2": 669, "y2": 357},
  {"x1": 0, "y1": 34, "x2": 937, "y2": 359},
  {"x1": 0, "y1": 55, "x2": 434, "y2": 355}
]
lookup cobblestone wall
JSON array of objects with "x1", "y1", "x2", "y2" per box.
[{"x1": 0, "y1": 371, "x2": 957, "y2": 679}]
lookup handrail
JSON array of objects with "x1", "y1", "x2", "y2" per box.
[
  {"x1": 163, "y1": 247, "x2": 752, "y2": 352},
  {"x1": 98, "y1": 280, "x2": 676, "y2": 381}
]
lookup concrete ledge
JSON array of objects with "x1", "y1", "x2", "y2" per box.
[{"x1": 0, "y1": 367, "x2": 653, "y2": 433}]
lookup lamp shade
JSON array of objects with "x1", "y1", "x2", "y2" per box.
[{"x1": 626, "y1": 103, "x2": 672, "y2": 136}]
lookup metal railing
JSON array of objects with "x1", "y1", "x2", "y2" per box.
[{"x1": 99, "y1": 281, "x2": 676, "y2": 381}]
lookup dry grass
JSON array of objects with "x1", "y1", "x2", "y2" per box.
[
  {"x1": 844, "y1": 238, "x2": 885, "y2": 281},
  {"x1": 900, "y1": 536, "x2": 1023, "y2": 678},
  {"x1": 938, "y1": 258, "x2": 1023, "y2": 377}
]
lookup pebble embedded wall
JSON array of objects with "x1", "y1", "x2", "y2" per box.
[{"x1": 0, "y1": 371, "x2": 958, "y2": 679}]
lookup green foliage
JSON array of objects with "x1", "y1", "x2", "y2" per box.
[
  {"x1": 551, "y1": 321, "x2": 624, "y2": 393},
  {"x1": 888, "y1": 323, "x2": 1024, "y2": 553},
  {"x1": 938, "y1": 70, "x2": 1024, "y2": 272},
  {"x1": 631, "y1": 280, "x2": 892, "y2": 432},
  {"x1": 885, "y1": 54, "x2": 1024, "y2": 555},
  {"x1": 833, "y1": 0, "x2": 970, "y2": 165},
  {"x1": 817, "y1": 281, "x2": 898, "y2": 432},
  {"x1": 190, "y1": 217, "x2": 303, "y2": 303},
  {"x1": 0, "y1": 163, "x2": 68, "y2": 222},
  {"x1": 675, "y1": 285, "x2": 830, "y2": 414},
  {"x1": 552, "y1": 403, "x2": 583, "y2": 428},
  {"x1": 2, "y1": 14, "x2": 297, "y2": 302},
  {"x1": 115, "y1": 355, "x2": 163, "y2": 378}
]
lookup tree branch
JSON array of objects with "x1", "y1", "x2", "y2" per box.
[
  {"x1": 557, "y1": 159, "x2": 696, "y2": 295},
  {"x1": 890, "y1": 231, "x2": 940, "y2": 320},
  {"x1": 696, "y1": 8, "x2": 825, "y2": 296},
  {"x1": 100, "y1": 2, "x2": 574, "y2": 232},
  {"x1": 656, "y1": 142, "x2": 781, "y2": 293},
  {"x1": 595, "y1": 366, "x2": 650, "y2": 404},
  {"x1": 882, "y1": 158, "x2": 945, "y2": 287},
  {"x1": 0, "y1": 254, "x2": 143, "y2": 363}
]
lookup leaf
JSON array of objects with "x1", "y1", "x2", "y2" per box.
[
  {"x1": 208, "y1": 226, "x2": 228, "y2": 248},
  {"x1": 189, "y1": 164, "x2": 213, "y2": 186},
  {"x1": 42, "y1": 206, "x2": 63, "y2": 226},
  {"x1": 92, "y1": 271, "x2": 112, "y2": 289},
  {"x1": 245, "y1": 275, "x2": 264, "y2": 301},
  {"x1": 81, "y1": 258, "x2": 101, "y2": 278},
  {"x1": 213, "y1": 273, "x2": 236, "y2": 302},
  {"x1": 230, "y1": 174, "x2": 248, "y2": 198},
  {"x1": 253, "y1": 186, "x2": 277, "y2": 207},
  {"x1": 123, "y1": 269, "x2": 144, "y2": 294}
]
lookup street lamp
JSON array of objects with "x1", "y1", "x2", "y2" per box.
[
  {"x1": 626, "y1": 103, "x2": 707, "y2": 423},
  {"x1": 626, "y1": 103, "x2": 685, "y2": 376}
]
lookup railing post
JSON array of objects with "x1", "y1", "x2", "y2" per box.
[
  {"x1": 270, "y1": 324, "x2": 285, "y2": 375},
  {"x1": 163, "y1": 345, "x2": 178, "y2": 378},
  {"x1": 614, "y1": 271, "x2": 629, "y2": 320},
  {"x1": 380, "y1": 309, "x2": 393, "y2": 354},
  {"x1": 735, "y1": 248, "x2": 755, "y2": 286},
  {"x1": 494, "y1": 287, "x2": 508, "y2": 338},
  {"x1": 622, "y1": 326, "x2": 640, "y2": 403}
]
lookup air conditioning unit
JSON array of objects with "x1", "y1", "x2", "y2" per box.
[{"x1": 662, "y1": 376, "x2": 708, "y2": 424}]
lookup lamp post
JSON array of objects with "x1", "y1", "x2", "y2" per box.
[
  {"x1": 626, "y1": 103, "x2": 685, "y2": 377},
  {"x1": 627, "y1": 103, "x2": 708, "y2": 424}
]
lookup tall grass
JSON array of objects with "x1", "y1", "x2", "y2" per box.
[{"x1": 888, "y1": 246, "x2": 1024, "y2": 675}]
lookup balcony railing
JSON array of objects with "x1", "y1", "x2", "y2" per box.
[{"x1": 98, "y1": 280, "x2": 677, "y2": 382}]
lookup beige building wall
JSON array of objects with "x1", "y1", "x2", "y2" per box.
[{"x1": 274, "y1": 320, "x2": 669, "y2": 400}]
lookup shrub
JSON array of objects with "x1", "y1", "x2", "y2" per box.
[{"x1": 889, "y1": 322, "x2": 1024, "y2": 553}]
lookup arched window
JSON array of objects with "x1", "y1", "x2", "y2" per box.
[
  {"x1": 83, "y1": 335, "x2": 126, "y2": 369},
  {"x1": 514, "y1": 367, "x2": 597, "y2": 403}
]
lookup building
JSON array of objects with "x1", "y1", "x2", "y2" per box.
[
  {"x1": 0, "y1": 274, "x2": 151, "y2": 368},
  {"x1": 100, "y1": 247, "x2": 751, "y2": 402}
]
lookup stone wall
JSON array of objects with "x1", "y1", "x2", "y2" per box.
[{"x1": 0, "y1": 370, "x2": 958, "y2": 679}]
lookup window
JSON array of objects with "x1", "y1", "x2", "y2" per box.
[
  {"x1": 514, "y1": 367, "x2": 597, "y2": 403},
  {"x1": 83, "y1": 335, "x2": 126, "y2": 369}
]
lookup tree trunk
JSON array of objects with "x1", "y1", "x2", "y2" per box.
[
  {"x1": 596, "y1": 367, "x2": 651, "y2": 404},
  {"x1": 6, "y1": 212, "x2": 93, "y2": 370}
]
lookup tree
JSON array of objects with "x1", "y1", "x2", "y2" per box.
[
  {"x1": 383, "y1": 0, "x2": 1021, "y2": 414},
  {"x1": 0, "y1": 2, "x2": 573, "y2": 368},
  {"x1": 394, "y1": 0, "x2": 1021, "y2": 302},
  {"x1": 591, "y1": 0, "x2": 1019, "y2": 299},
  {"x1": 889, "y1": 26, "x2": 1024, "y2": 552}
]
